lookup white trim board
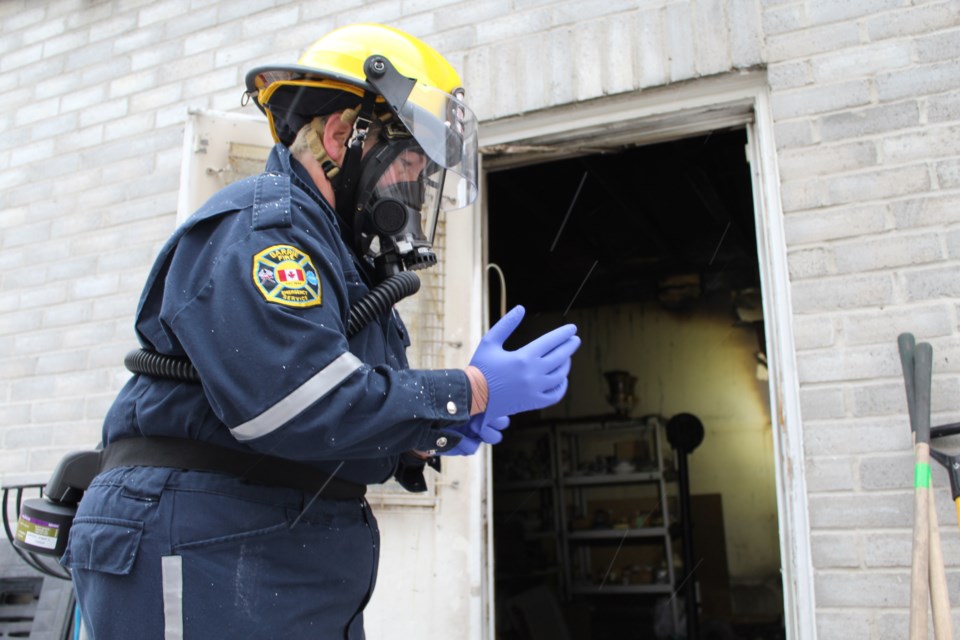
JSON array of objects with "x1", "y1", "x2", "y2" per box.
[{"x1": 477, "y1": 70, "x2": 816, "y2": 640}]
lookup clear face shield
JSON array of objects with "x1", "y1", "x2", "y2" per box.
[{"x1": 354, "y1": 55, "x2": 479, "y2": 279}]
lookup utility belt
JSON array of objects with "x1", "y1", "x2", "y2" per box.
[
  {"x1": 101, "y1": 437, "x2": 366, "y2": 499},
  {"x1": 13, "y1": 437, "x2": 365, "y2": 560}
]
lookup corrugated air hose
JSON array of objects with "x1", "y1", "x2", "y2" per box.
[{"x1": 125, "y1": 271, "x2": 421, "y2": 383}]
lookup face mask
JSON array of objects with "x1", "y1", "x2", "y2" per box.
[{"x1": 354, "y1": 138, "x2": 445, "y2": 281}]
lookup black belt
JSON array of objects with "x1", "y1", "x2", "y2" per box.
[{"x1": 100, "y1": 437, "x2": 366, "y2": 500}]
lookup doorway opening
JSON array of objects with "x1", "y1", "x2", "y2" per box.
[{"x1": 487, "y1": 127, "x2": 786, "y2": 640}]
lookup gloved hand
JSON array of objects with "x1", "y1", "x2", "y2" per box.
[
  {"x1": 440, "y1": 414, "x2": 511, "y2": 456},
  {"x1": 469, "y1": 306, "x2": 581, "y2": 418}
]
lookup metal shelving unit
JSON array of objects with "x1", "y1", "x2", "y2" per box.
[{"x1": 493, "y1": 416, "x2": 681, "y2": 632}]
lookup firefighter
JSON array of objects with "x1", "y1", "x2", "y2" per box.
[{"x1": 62, "y1": 23, "x2": 580, "y2": 638}]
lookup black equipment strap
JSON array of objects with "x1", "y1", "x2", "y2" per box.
[{"x1": 100, "y1": 437, "x2": 365, "y2": 500}]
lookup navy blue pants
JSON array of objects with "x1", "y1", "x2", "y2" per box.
[{"x1": 62, "y1": 466, "x2": 379, "y2": 639}]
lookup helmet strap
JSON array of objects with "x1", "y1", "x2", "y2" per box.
[{"x1": 333, "y1": 90, "x2": 378, "y2": 224}]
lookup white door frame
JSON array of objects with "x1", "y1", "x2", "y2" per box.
[{"x1": 476, "y1": 70, "x2": 816, "y2": 640}]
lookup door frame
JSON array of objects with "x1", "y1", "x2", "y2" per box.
[{"x1": 476, "y1": 70, "x2": 815, "y2": 640}]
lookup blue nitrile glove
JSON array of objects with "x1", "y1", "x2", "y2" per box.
[
  {"x1": 440, "y1": 415, "x2": 511, "y2": 456},
  {"x1": 469, "y1": 306, "x2": 581, "y2": 418},
  {"x1": 467, "y1": 414, "x2": 511, "y2": 445}
]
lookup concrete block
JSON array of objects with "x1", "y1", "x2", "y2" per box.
[
  {"x1": 138, "y1": 0, "x2": 192, "y2": 27},
  {"x1": 809, "y1": 531, "x2": 860, "y2": 567},
  {"x1": 866, "y1": 0, "x2": 960, "y2": 40},
  {"x1": 65, "y1": 1, "x2": 112, "y2": 29},
  {"x1": 164, "y1": 6, "x2": 220, "y2": 39},
  {"x1": 774, "y1": 78, "x2": 874, "y2": 119},
  {"x1": 902, "y1": 264, "x2": 960, "y2": 301},
  {"x1": 812, "y1": 41, "x2": 913, "y2": 84},
  {"x1": 796, "y1": 340, "x2": 900, "y2": 383},
  {"x1": 728, "y1": 0, "x2": 764, "y2": 66},
  {"x1": 79, "y1": 97, "x2": 129, "y2": 128},
  {"x1": 761, "y1": 4, "x2": 805, "y2": 35},
  {"x1": 877, "y1": 60, "x2": 960, "y2": 103},
  {"x1": 816, "y1": 611, "x2": 874, "y2": 639},
  {"x1": 70, "y1": 274, "x2": 121, "y2": 300},
  {"x1": 928, "y1": 89, "x2": 960, "y2": 123},
  {"x1": 544, "y1": 27, "x2": 574, "y2": 108},
  {"x1": 61, "y1": 84, "x2": 106, "y2": 113},
  {"x1": 792, "y1": 314, "x2": 837, "y2": 350},
  {"x1": 42, "y1": 28, "x2": 89, "y2": 58},
  {"x1": 109, "y1": 69, "x2": 160, "y2": 98},
  {"x1": 800, "y1": 385, "x2": 845, "y2": 419},
  {"x1": 635, "y1": 7, "x2": 668, "y2": 89},
  {"x1": 183, "y1": 23, "x2": 240, "y2": 56},
  {"x1": 806, "y1": 414, "x2": 903, "y2": 457},
  {"x1": 692, "y1": 0, "x2": 731, "y2": 75},
  {"x1": 477, "y1": 7, "x2": 550, "y2": 45},
  {"x1": 892, "y1": 194, "x2": 960, "y2": 229},
  {"x1": 240, "y1": 3, "x2": 300, "y2": 38},
  {"x1": 842, "y1": 303, "x2": 953, "y2": 346},
  {"x1": 833, "y1": 231, "x2": 942, "y2": 273},
  {"x1": 14, "y1": 96, "x2": 59, "y2": 127},
  {"x1": 213, "y1": 37, "x2": 272, "y2": 69},
  {"x1": 778, "y1": 140, "x2": 877, "y2": 179},
  {"x1": 792, "y1": 273, "x2": 894, "y2": 314},
  {"x1": 826, "y1": 164, "x2": 930, "y2": 206},
  {"x1": 767, "y1": 60, "x2": 812, "y2": 90},
  {"x1": 112, "y1": 24, "x2": 165, "y2": 55},
  {"x1": 820, "y1": 101, "x2": 920, "y2": 142},
  {"x1": 916, "y1": 27, "x2": 960, "y2": 63},
  {"x1": 22, "y1": 16, "x2": 66, "y2": 45},
  {"x1": 788, "y1": 246, "x2": 835, "y2": 279},
  {"x1": 784, "y1": 203, "x2": 889, "y2": 245},
  {"x1": 131, "y1": 40, "x2": 185, "y2": 72},
  {"x1": 779, "y1": 176, "x2": 825, "y2": 211},
  {"x1": 2, "y1": 4, "x2": 44, "y2": 30},
  {"x1": 664, "y1": 2, "x2": 696, "y2": 82},
  {"x1": 572, "y1": 21, "x2": 604, "y2": 102},
  {"x1": 808, "y1": 491, "x2": 911, "y2": 529},
  {"x1": 129, "y1": 82, "x2": 184, "y2": 113},
  {"x1": 103, "y1": 112, "x2": 157, "y2": 143},
  {"x1": 773, "y1": 119, "x2": 815, "y2": 148},
  {"x1": 861, "y1": 531, "x2": 911, "y2": 568},
  {"x1": 603, "y1": 14, "x2": 637, "y2": 95},
  {"x1": 89, "y1": 13, "x2": 138, "y2": 42},
  {"x1": 219, "y1": 0, "x2": 287, "y2": 23},
  {"x1": 0, "y1": 42, "x2": 42, "y2": 73},
  {"x1": 54, "y1": 124, "x2": 104, "y2": 153},
  {"x1": 937, "y1": 158, "x2": 960, "y2": 189},
  {"x1": 859, "y1": 454, "x2": 913, "y2": 491},
  {"x1": 883, "y1": 123, "x2": 960, "y2": 164},
  {"x1": 808, "y1": 0, "x2": 904, "y2": 25},
  {"x1": 767, "y1": 21, "x2": 860, "y2": 61}
]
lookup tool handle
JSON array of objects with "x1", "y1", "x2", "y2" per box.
[
  {"x1": 914, "y1": 343, "x2": 933, "y2": 445},
  {"x1": 928, "y1": 490, "x2": 953, "y2": 640},
  {"x1": 910, "y1": 442, "x2": 931, "y2": 640},
  {"x1": 899, "y1": 333, "x2": 918, "y2": 432}
]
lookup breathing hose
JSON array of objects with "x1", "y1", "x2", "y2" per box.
[{"x1": 125, "y1": 271, "x2": 421, "y2": 383}]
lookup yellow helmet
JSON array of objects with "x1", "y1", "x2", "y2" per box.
[{"x1": 245, "y1": 23, "x2": 477, "y2": 208}]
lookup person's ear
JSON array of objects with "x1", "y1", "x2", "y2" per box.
[{"x1": 322, "y1": 112, "x2": 353, "y2": 164}]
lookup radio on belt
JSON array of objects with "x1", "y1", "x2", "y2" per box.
[{"x1": 13, "y1": 450, "x2": 100, "y2": 557}]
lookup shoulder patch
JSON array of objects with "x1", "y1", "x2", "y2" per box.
[{"x1": 253, "y1": 244, "x2": 322, "y2": 308}]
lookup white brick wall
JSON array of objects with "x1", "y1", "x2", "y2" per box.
[{"x1": 2, "y1": 0, "x2": 959, "y2": 637}]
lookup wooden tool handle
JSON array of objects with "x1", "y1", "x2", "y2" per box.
[{"x1": 928, "y1": 490, "x2": 953, "y2": 640}]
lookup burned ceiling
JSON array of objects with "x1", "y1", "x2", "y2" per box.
[{"x1": 485, "y1": 128, "x2": 759, "y2": 315}]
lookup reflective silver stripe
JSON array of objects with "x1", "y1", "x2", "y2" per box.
[
  {"x1": 231, "y1": 352, "x2": 363, "y2": 441},
  {"x1": 161, "y1": 555, "x2": 183, "y2": 640}
]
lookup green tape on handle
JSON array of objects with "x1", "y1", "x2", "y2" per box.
[{"x1": 915, "y1": 462, "x2": 932, "y2": 488}]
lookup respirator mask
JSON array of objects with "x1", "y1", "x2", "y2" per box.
[{"x1": 352, "y1": 123, "x2": 446, "y2": 279}]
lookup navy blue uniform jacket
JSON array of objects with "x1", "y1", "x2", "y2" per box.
[{"x1": 101, "y1": 144, "x2": 470, "y2": 486}]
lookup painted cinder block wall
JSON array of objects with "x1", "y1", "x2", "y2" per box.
[{"x1": 1, "y1": 1, "x2": 959, "y2": 638}]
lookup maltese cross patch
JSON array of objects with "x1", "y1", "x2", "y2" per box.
[{"x1": 253, "y1": 244, "x2": 322, "y2": 308}]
